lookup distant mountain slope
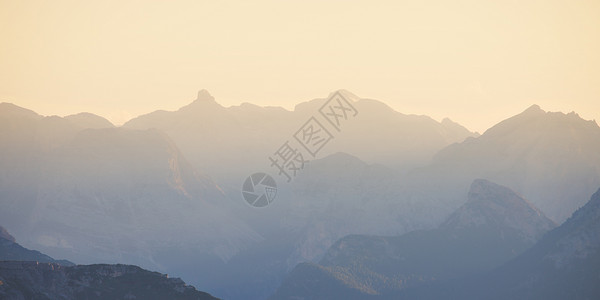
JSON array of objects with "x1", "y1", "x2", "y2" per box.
[
  {"x1": 408, "y1": 104, "x2": 600, "y2": 223},
  {"x1": 264, "y1": 105, "x2": 600, "y2": 274},
  {"x1": 270, "y1": 180, "x2": 555, "y2": 299},
  {"x1": 123, "y1": 90, "x2": 477, "y2": 183},
  {"x1": 0, "y1": 103, "x2": 261, "y2": 288},
  {"x1": 463, "y1": 187, "x2": 600, "y2": 299},
  {"x1": 441, "y1": 179, "x2": 555, "y2": 243},
  {"x1": 0, "y1": 226, "x2": 14, "y2": 242},
  {"x1": 124, "y1": 95, "x2": 600, "y2": 299},
  {"x1": 192, "y1": 152, "x2": 403, "y2": 300},
  {"x1": 3, "y1": 98, "x2": 599, "y2": 300},
  {"x1": 0, "y1": 225, "x2": 73, "y2": 266},
  {"x1": 0, "y1": 262, "x2": 218, "y2": 300}
]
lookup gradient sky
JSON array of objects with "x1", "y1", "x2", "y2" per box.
[{"x1": 1, "y1": 0, "x2": 599, "y2": 132}]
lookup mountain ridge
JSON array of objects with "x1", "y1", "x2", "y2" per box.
[
  {"x1": 0, "y1": 226, "x2": 218, "y2": 300},
  {"x1": 465, "y1": 187, "x2": 600, "y2": 299},
  {"x1": 271, "y1": 179, "x2": 555, "y2": 299},
  {"x1": 0, "y1": 261, "x2": 219, "y2": 300},
  {"x1": 418, "y1": 103, "x2": 600, "y2": 223}
]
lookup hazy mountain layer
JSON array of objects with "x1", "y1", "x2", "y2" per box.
[
  {"x1": 460, "y1": 187, "x2": 600, "y2": 299},
  {"x1": 2, "y1": 96, "x2": 599, "y2": 300},
  {"x1": 270, "y1": 180, "x2": 555, "y2": 299},
  {"x1": 123, "y1": 90, "x2": 477, "y2": 185},
  {"x1": 0, "y1": 103, "x2": 261, "y2": 278},
  {"x1": 409, "y1": 104, "x2": 600, "y2": 223}
]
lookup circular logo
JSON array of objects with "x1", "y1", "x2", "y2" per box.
[{"x1": 242, "y1": 172, "x2": 277, "y2": 207}]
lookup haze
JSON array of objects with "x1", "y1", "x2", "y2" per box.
[{"x1": 1, "y1": 0, "x2": 599, "y2": 132}]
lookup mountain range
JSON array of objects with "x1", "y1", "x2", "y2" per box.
[
  {"x1": 123, "y1": 90, "x2": 477, "y2": 185},
  {"x1": 1, "y1": 90, "x2": 599, "y2": 299},
  {"x1": 0, "y1": 102, "x2": 260, "y2": 271},
  {"x1": 459, "y1": 186, "x2": 600, "y2": 299},
  {"x1": 410, "y1": 104, "x2": 600, "y2": 223},
  {"x1": 270, "y1": 179, "x2": 557, "y2": 299}
]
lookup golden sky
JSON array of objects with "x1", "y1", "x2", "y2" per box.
[{"x1": 1, "y1": 0, "x2": 599, "y2": 132}]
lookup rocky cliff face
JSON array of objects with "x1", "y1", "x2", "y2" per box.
[{"x1": 0, "y1": 261, "x2": 218, "y2": 300}]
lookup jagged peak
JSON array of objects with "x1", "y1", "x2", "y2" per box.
[
  {"x1": 479, "y1": 104, "x2": 598, "y2": 138},
  {"x1": 522, "y1": 104, "x2": 545, "y2": 115},
  {"x1": 178, "y1": 89, "x2": 223, "y2": 112},
  {"x1": 196, "y1": 89, "x2": 214, "y2": 101}
]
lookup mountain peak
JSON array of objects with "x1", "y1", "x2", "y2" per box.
[
  {"x1": 467, "y1": 186, "x2": 600, "y2": 299},
  {"x1": 443, "y1": 179, "x2": 555, "y2": 241},
  {"x1": 479, "y1": 103, "x2": 596, "y2": 143},
  {"x1": 466, "y1": 179, "x2": 542, "y2": 214},
  {"x1": 467, "y1": 179, "x2": 518, "y2": 204},
  {"x1": 196, "y1": 89, "x2": 214, "y2": 101},
  {"x1": 178, "y1": 89, "x2": 222, "y2": 112},
  {"x1": 522, "y1": 104, "x2": 544, "y2": 115}
]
